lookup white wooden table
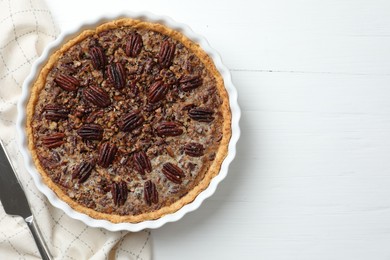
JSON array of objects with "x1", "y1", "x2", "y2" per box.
[{"x1": 48, "y1": 1, "x2": 390, "y2": 259}]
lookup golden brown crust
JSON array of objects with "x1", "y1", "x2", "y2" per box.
[{"x1": 26, "y1": 18, "x2": 231, "y2": 223}]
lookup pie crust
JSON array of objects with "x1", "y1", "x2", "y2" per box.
[{"x1": 26, "y1": 18, "x2": 231, "y2": 223}]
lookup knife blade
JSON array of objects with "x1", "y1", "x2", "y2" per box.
[
  {"x1": 0, "y1": 140, "x2": 52, "y2": 260},
  {"x1": 0, "y1": 141, "x2": 31, "y2": 218}
]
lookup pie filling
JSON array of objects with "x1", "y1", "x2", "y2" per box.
[{"x1": 28, "y1": 19, "x2": 229, "y2": 220}]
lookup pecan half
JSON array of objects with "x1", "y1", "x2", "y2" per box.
[
  {"x1": 188, "y1": 107, "x2": 214, "y2": 122},
  {"x1": 107, "y1": 62, "x2": 126, "y2": 89},
  {"x1": 117, "y1": 110, "x2": 144, "y2": 132},
  {"x1": 156, "y1": 121, "x2": 183, "y2": 137},
  {"x1": 42, "y1": 133, "x2": 65, "y2": 148},
  {"x1": 158, "y1": 40, "x2": 176, "y2": 68},
  {"x1": 77, "y1": 124, "x2": 103, "y2": 140},
  {"x1": 179, "y1": 75, "x2": 203, "y2": 91},
  {"x1": 162, "y1": 162, "x2": 185, "y2": 184},
  {"x1": 54, "y1": 74, "x2": 80, "y2": 91},
  {"x1": 97, "y1": 142, "x2": 117, "y2": 168},
  {"x1": 111, "y1": 181, "x2": 128, "y2": 206},
  {"x1": 90, "y1": 46, "x2": 107, "y2": 70},
  {"x1": 125, "y1": 32, "x2": 143, "y2": 57},
  {"x1": 184, "y1": 142, "x2": 204, "y2": 157},
  {"x1": 43, "y1": 104, "x2": 69, "y2": 121},
  {"x1": 148, "y1": 81, "x2": 168, "y2": 103},
  {"x1": 72, "y1": 161, "x2": 94, "y2": 183},
  {"x1": 133, "y1": 151, "x2": 152, "y2": 175},
  {"x1": 83, "y1": 85, "x2": 111, "y2": 108},
  {"x1": 144, "y1": 180, "x2": 158, "y2": 206}
]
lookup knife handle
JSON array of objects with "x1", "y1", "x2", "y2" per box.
[{"x1": 25, "y1": 216, "x2": 52, "y2": 260}]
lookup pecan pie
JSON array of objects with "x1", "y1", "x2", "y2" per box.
[{"x1": 26, "y1": 18, "x2": 231, "y2": 223}]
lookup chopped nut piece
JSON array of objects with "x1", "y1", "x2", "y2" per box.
[{"x1": 166, "y1": 147, "x2": 174, "y2": 157}]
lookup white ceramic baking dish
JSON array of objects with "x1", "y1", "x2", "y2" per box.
[{"x1": 16, "y1": 12, "x2": 240, "y2": 231}]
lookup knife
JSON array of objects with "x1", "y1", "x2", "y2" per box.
[{"x1": 0, "y1": 140, "x2": 52, "y2": 260}]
